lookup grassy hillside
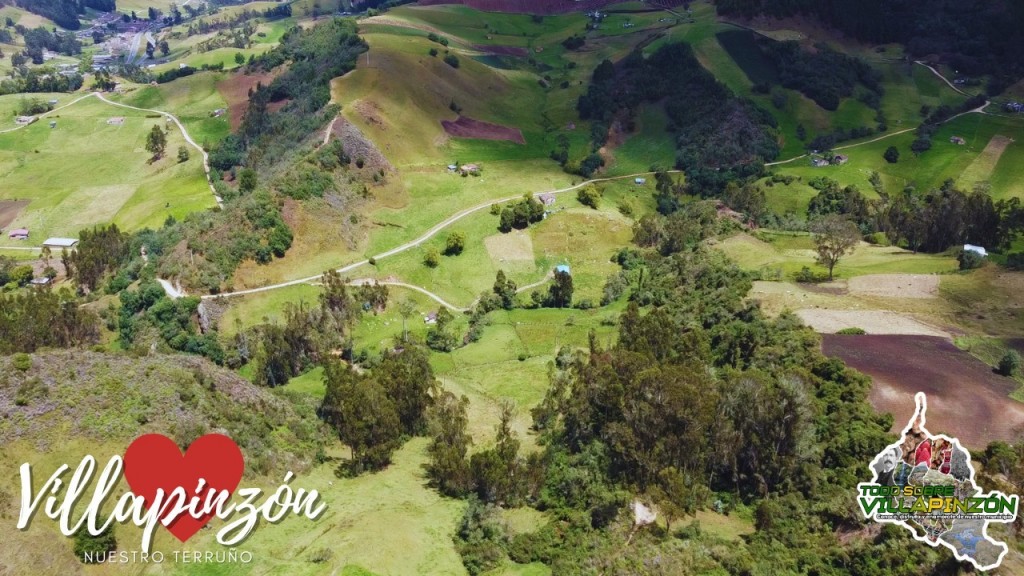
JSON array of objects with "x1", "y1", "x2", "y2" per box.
[
  {"x1": 763, "y1": 112, "x2": 1024, "y2": 214},
  {"x1": 0, "y1": 94, "x2": 214, "y2": 247},
  {"x1": 0, "y1": 349, "x2": 469, "y2": 576}
]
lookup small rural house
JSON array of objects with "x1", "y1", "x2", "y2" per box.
[
  {"x1": 950, "y1": 136, "x2": 966, "y2": 145},
  {"x1": 447, "y1": 164, "x2": 458, "y2": 172},
  {"x1": 832, "y1": 154, "x2": 849, "y2": 165},
  {"x1": 43, "y1": 237, "x2": 79, "y2": 250},
  {"x1": 964, "y1": 244, "x2": 987, "y2": 257},
  {"x1": 8, "y1": 228, "x2": 29, "y2": 240},
  {"x1": 538, "y1": 193, "x2": 556, "y2": 206},
  {"x1": 460, "y1": 163, "x2": 480, "y2": 175},
  {"x1": 1005, "y1": 102, "x2": 1024, "y2": 113},
  {"x1": 424, "y1": 311, "x2": 438, "y2": 324},
  {"x1": 30, "y1": 277, "x2": 52, "y2": 287},
  {"x1": 49, "y1": 121, "x2": 56, "y2": 129},
  {"x1": 15, "y1": 116, "x2": 35, "y2": 125},
  {"x1": 555, "y1": 264, "x2": 571, "y2": 275},
  {"x1": 634, "y1": 177, "x2": 646, "y2": 185},
  {"x1": 107, "y1": 117, "x2": 125, "y2": 126},
  {"x1": 811, "y1": 157, "x2": 830, "y2": 167}
]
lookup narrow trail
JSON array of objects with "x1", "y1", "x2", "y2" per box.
[
  {"x1": 203, "y1": 170, "x2": 679, "y2": 301},
  {"x1": 93, "y1": 92, "x2": 221, "y2": 205},
  {"x1": 323, "y1": 116, "x2": 339, "y2": 145},
  {"x1": 914, "y1": 60, "x2": 970, "y2": 97}
]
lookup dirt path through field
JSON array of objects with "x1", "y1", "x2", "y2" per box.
[
  {"x1": 961, "y1": 135, "x2": 1014, "y2": 184},
  {"x1": 796, "y1": 309, "x2": 949, "y2": 336}
]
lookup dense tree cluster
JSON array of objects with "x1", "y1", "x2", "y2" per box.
[
  {"x1": 117, "y1": 281, "x2": 223, "y2": 363},
  {"x1": 576, "y1": 42, "x2": 778, "y2": 195},
  {"x1": 319, "y1": 344, "x2": 436, "y2": 473},
  {"x1": 0, "y1": 66, "x2": 83, "y2": 95},
  {"x1": 21, "y1": 26, "x2": 81, "y2": 62},
  {"x1": 714, "y1": 0, "x2": 1024, "y2": 90},
  {"x1": 235, "y1": 270, "x2": 382, "y2": 383},
  {"x1": 235, "y1": 18, "x2": 367, "y2": 168},
  {"x1": 154, "y1": 190, "x2": 292, "y2": 292},
  {"x1": 759, "y1": 40, "x2": 882, "y2": 112},
  {"x1": 803, "y1": 177, "x2": 1023, "y2": 254},
  {"x1": 495, "y1": 194, "x2": 545, "y2": 232},
  {"x1": 67, "y1": 224, "x2": 131, "y2": 292},
  {"x1": 0, "y1": 288, "x2": 99, "y2": 354}
]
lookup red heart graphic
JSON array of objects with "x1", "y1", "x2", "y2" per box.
[{"x1": 123, "y1": 433, "x2": 244, "y2": 543}]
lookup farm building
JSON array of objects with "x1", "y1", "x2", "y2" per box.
[
  {"x1": 555, "y1": 264, "x2": 571, "y2": 275},
  {"x1": 964, "y1": 244, "x2": 987, "y2": 257},
  {"x1": 107, "y1": 117, "x2": 125, "y2": 126},
  {"x1": 538, "y1": 193, "x2": 556, "y2": 206},
  {"x1": 8, "y1": 228, "x2": 29, "y2": 240},
  {"x1": 634, "y1": 177, "x2": 646, "y2": 185},
  {"x1": 49, "y1": 121, "x2": 56, "y2": 129},
  {"x1": 447, "y1": 164, "x2": 458, "y2": 172},
  {"x1": 43, "y1": 237, "x2": 79, "y2": 249},
  {"x1": 30, "y1": 277, "x2": 51, "y2": 286},
  {"x1": 950, "y1": 136, "x2": 966, "y2": 145},
  {"x1": 424, "y1": 311, "x2": 438, "y2": 324},
  {"x1": 811, "y1": 157, "x2": 830, "y2": 167},
  {"x1": 832, "y1": 154, "x2": 849, "y2": 165},
  {"x1": 1005, "y1": 102, "x2": 1024, "y2": 113},
  {"x1": 460, "y1": 163, "x2": 480, "y2": 175},
  {"x1": 15, "y1": 116, "x2": 35, "y2": 126}
]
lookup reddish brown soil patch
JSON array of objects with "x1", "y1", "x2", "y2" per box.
[
  {"x1": 0, "y1": 200, "x2": 29, "y2": 230},
  {"x1": 267, "y1": 99, "x2": 290, "y2": 114},
  {"x1": 217, "y1": 71, "x2": 280, "y2": 131},
  {"x1": 441, "y1": 116, "x2": 525, "y2": 144},
  {"x1": 417, "y1": 0, "x2": 687, "y2": 14},
  {"x1": 474, "y1": 44, "x2": 528, "y2": 57},
  {"x1": 822, "y1": 335, "x2": 1024, "y2": 447}
]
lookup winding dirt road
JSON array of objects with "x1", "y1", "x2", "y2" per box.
[{"x1": 203, "y1": 170, "x2": 678, "y2": 303}]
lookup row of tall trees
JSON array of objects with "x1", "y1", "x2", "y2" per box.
[
  {"x1": 802, "y1": 177, "x2": 1023, "y2": 253},
  {"x1": 0, "y1": 288, "x2": 99, "y2": 353}
]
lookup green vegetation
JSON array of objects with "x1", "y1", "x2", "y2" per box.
[
  {"x1": 4, "y1": 4, "x2": 1024, "y2": 574},
  {"x1": 0, "y1": 95, "x2": 213, "y2": 246}
]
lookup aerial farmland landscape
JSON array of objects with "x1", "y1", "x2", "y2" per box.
[{"x1": 1, "y1": 0, "x2": 1024, "y2": 574}]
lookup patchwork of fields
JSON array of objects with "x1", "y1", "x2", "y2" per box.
[{"x1": 4, "y1": 1, "x2": 1024, "y2": 572}]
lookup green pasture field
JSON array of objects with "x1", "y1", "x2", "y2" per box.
[
  {"x1": 112, "y1": 72, "x2": 231, "y2": 146},
  {"x1": 367, "y1": 188, "x2": 639, "y2": 307},
  {"x1": 715, "y1": 230, "x2": 957, "y2": 279},
  {"x1": 152, "y1": 46, "x2": 270, "y2": 75},
  {"x1": 764, "y1": 112, "x2": 1024, "y2": 213},
  {"x1": 2, "y1": 436, "x2": 468, "y2": 576},
  {"x1": 0, "y1": 94, "x2": 213, "y2": 248},
  {"x1": 0, "y1": 5, "x2": 57, "y2": 29}
]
